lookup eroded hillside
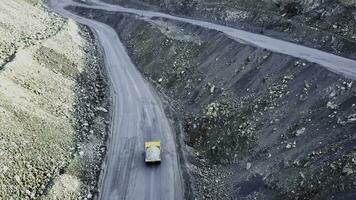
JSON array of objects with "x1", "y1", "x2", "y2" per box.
[
  {"x1": 0, "y1": 1, "x2": 109, "y2": 199},
  {"x1": 71, "y1": 6, "x2": 356, "y2": 200},
  {"x1": 104, "y1": 0, "x2": 356, "y2": 59}
]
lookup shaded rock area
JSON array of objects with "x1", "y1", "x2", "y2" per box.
[
  {"x1": 70, "y1": 6, "x2": 356, "y2": 200},
  {"x1": 103, "y1": 0, "x2": 356, "y2": 59}
]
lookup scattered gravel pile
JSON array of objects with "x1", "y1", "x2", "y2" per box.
[
  {"x1": 44, "y1": 174, "x2": 81, "y2": 199},
  {"x1": 192, "y1": 159, "x2": 232, "y2": 200},
  {"x1": 67, "y1": 25, "x2": 110, "y2": 199}
]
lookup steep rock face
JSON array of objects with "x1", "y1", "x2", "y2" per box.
[{"x1": 70, "y1": 7, "x2": 356, "y2": 199}]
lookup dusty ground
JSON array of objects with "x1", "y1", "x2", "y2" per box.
[
  {"x1": 71, "y1": 6, "x2": 356, "y2": 200},
  {"x1": 0, "y1": 0, "x2": 109, "y2": 199},
  {"x1": 0, "y1": 0, "x2": 65, "y2": 68}
]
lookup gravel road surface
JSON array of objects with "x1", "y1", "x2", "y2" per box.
[{"x1": 47, "y1": 1, "x2": 185, "y2": 199}]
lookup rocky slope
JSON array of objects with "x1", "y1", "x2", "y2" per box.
[
  {"x1": 0, "y1": 1, "x2": 109, "y2": 199},
  {"x1": 71, "y1": 6, "x2": 356, "y2": 200},
  {"x1": 103, "y1": 0, "x2": 356, "y2": 59}
]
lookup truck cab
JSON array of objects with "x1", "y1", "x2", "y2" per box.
[{"x1": 144, "y1": 141, "x2": 161, "y2": 164}]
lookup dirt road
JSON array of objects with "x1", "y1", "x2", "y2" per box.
[{"x1": 47, "y1": 0, "x2": 185, "y2": 199}]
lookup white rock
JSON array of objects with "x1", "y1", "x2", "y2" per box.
[
  {"x1": 327, "y1": 101, "x2": 338, "y2": 110},
  {"x1": 299, "y1": 172, "x2": 305, "y2": 179},
  {"x1": 95, "y1": 107, "x2": 108, "y2": 113},
  {"x1": 347, "y1": 114, "x2": 356, "y2": 123},
  {"x1": 347, "y1": 81, "x2": 353, "y2": 89},
  {"x1": 296, "y1": 127, "x2": 306, "y2": 136},
  {"x1": 14, "y1": 175, "x2": 21, "y2": 183},
  {"x1": 246, "y1": 162, "x2": 252, "y2": 170},
  {"x1": 210, "y1": 85, "x2": 215, "y2": 94}
]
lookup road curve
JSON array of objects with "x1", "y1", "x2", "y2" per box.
[
  {"x1": 46, "y1": 0, "x2": 356, "y2": 198},
  {"x1": 77, "y1": 0, "x2": 356, "y2": 80},
  {"x1": 47, "y1": 0, "x2": 184, "y2": 199}
]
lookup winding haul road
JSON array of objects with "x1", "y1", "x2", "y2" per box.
[
  {"x1": 48, "y1": 0, "x2": 184, "y2": 199},
  {"x1": 47, "y1": 0, "x2": 356, "y2": 199},
  {"x1": 70, "y1": 0, "x2": 356, "y2": 80}
]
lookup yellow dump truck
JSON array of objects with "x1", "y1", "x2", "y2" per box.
[{"x1": 144, "y1": 141, "x2": 161, "y2": 164}]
